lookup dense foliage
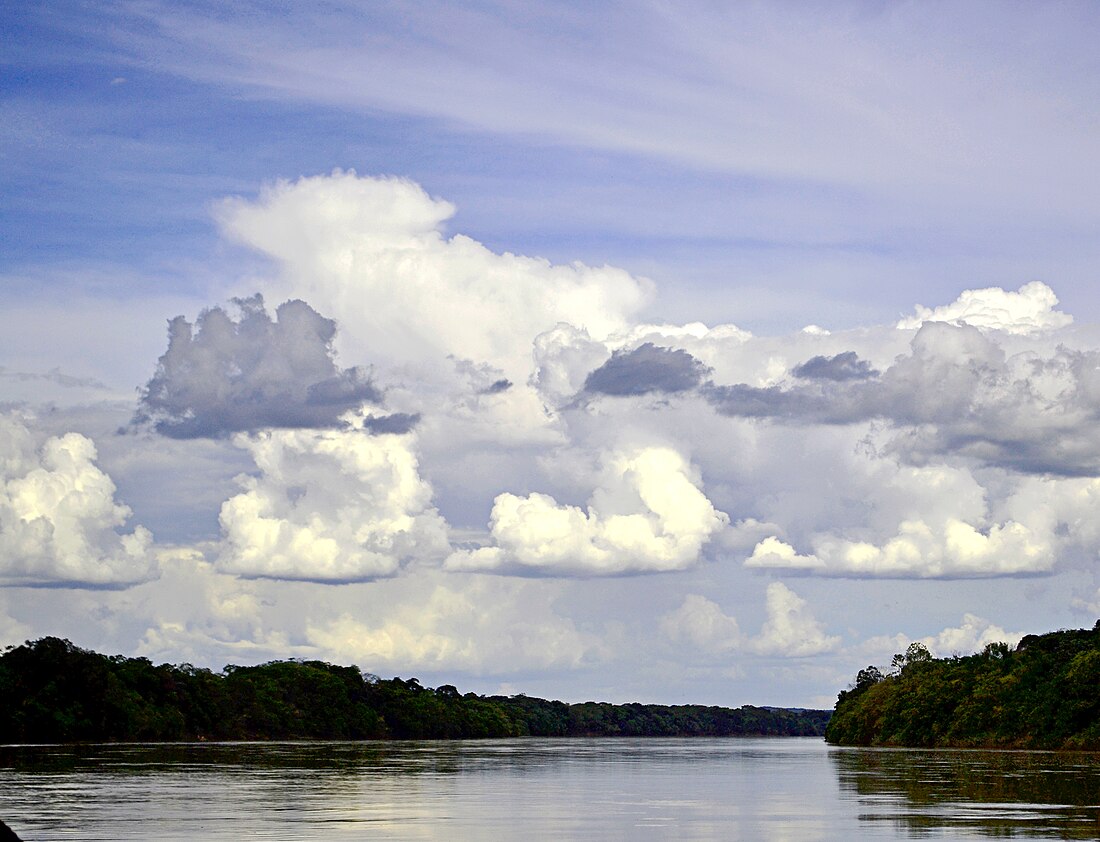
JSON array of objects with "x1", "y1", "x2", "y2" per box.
[
  {"x1": 0, "y1": 638, "x2": 829, "y2": 743},
  {"x1": 826, "y1": 623, "x2": 1100, "y2": 748}
]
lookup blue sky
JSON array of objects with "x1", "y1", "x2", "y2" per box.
[{"x1": 2, "y1": 1, "x2": 1100, "y2": 706}]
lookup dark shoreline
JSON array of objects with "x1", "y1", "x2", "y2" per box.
[
  {"x1": 827, "y1": 623, "x2": 1100, "y2": 750},
  {"x1": 0, "y1": 637, "x2": 830, "y2": 743}
]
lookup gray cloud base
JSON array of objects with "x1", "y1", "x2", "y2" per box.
[
  {"x1": 136, "y1": 295, "x2": 385, "y2": 438},
  {"x1": 704, "y1": 322, "x2": 1100, "y2": 477},
  {"x1": 792, "y1": 351, "x2": 879, "y2": 382},
  {"x1": 583, "y1": 343, "x2": 711, "y2": 396}
]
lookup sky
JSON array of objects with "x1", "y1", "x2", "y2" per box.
[{"x1": 2, "y1": 1, "x2": 1100, "y2": 708}]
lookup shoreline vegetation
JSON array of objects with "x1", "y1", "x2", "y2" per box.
[
  {"x1": 826, "y1": 621, "x2": 1100, "y2": 749},
  {"x1": 0, "y1": 637, "x2": 829, "y2": 743}
]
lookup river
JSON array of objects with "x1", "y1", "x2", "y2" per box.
[{"x1": 2, "y1": 738, "x2": 1099, "y2": 840}]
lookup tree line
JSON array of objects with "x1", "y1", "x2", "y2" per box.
[
  {"x1": 826, "y1": 622, "x2": 1100, "y2": 748},
  {"x1": 0, "y1": 637, "x2": 830, "y2": 742}
]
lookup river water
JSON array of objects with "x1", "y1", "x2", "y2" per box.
[{"x1": 1, "y1": 738, "x2": 1099, "y2": 840}]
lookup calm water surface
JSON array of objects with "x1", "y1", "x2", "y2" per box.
[{"x1": 2, "y1": 738, "x2": 1099, "y2": 840}]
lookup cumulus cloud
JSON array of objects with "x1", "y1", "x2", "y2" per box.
[
  {"x1": 661, "y1": 583, "x2": 838, "y2": 658},
  {"x1": 532, "y1": 323, "x2": 613, "y2": 405},
  {"x1": 896, "y1": 281, "x2": 1072, "y2": 334},
  {"x1": 582, "y1": 343, "x2": 711, "y2": 397},
  {"x1": 863, "y1": 613, "x2": 1025, "y2": 660},
  {"x1": 745, "y1": 461, "x2": 1058, "y2": 579},
  {"x1": 136, "y1": 294, "x2": 384, "y2": 438},
  {"x1": 129, "y1": 553, "x2": 602, "y2": 676},
  {"x1": 217, "y1": 412, "x2": 448, "y2": 582},
  {"x1": 706, "y1": 321, "x2": 1002, "y2": 426},
  {"x1": 218, "y1": 171, "x2": 653, "y2": 383},
  {"x1": 533, "y1": 321, "x2": 753, "y2": 407},
  {"x1": 660, "y1": 594, "x2": 742, "y2": 655},
  {"x1": 609, "y1": 322, "x2": 753, "y2": 350},
  {"x1": 791, "y1": 519, "x2": 1049, "y2": 578},
  {"x1": 0, "y1": 413, "x2": 154, "y2": 586},
  {"x1": 445, "y1": 446, "x2": 728, "y2": 576},
  {"x1": 746, "y1": 536, "x2": 823, "y2": 570},
  {"x1": 132, "y1": 547, "x2": 301, "y2": 665},
  {"x1": 751, "y1": 583, "x2": 841, "y2": 657},
  {"x1": 306, "y1": 575, "x2": 601, "y2": 673}
]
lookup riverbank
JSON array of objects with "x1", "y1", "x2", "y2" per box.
[
  {"x1": 826, "y1": 623, "x2": 1100, "y2": 749},
  {"x1": 0, "y1": 637, "x2": 829, "y2": 742}
]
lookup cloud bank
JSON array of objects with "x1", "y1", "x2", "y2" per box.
[
  {"x1": 8, "y1": 168, "x2": 1099, "y2": 710},
  {"x1": 704, "y1": 317, "x2": 1100, "y2": 477},
  {"x1": 306, "y1": 575, "x2": 600, "y2": 673}
]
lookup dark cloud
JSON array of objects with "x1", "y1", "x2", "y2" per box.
[
  {"x1": 792, "y1": 351, "x2": 878, "y2": 381},
  {"x1": 481, "y1": 378, "x2": 513, "y2": 395},
  {"x1": 362, "y1": 412, "x2": 421, "y2": 435},
  {"x1": 583, "y1": 343, "x2": 710, "y2": 396},
  {"x1": 135, "y1": 295, "x2": 383, "y2": 438},
  {"x1": 703, "y1": 383, "x2": 832, "y2": 421}
]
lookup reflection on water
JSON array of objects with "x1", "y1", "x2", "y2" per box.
[
  {"x1": 832, "y1": 746, "x2": 1100, "y2": 838},
  {"x1": 2, "y1": 739, "x2": 1100, "y2": 840},
  {"x1": 0, "y1": 739, "x2": 839, "y2": 841}
]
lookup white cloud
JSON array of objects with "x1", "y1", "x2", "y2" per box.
[
  {"x1": 217, "y1": 412, "x2": 449, "y2": 582},
  {"x1": 743, "y1": 462, "x2": 1078, "y2": 580},
  {"x1": 863, "y1": 613, "x2": 1024, "y2": 660},
  {"x1": 532, "y1": 323, "x2": 614, "y2": 406},
  {"x1": 445, "y1": 446, "x2": 728, "y2": 576},
  {"x1": 130, "y1": 546, "x2": 272, "y2": 661},
  {"x1": 814, "y1": 518, "x2": 1052, "y2": 579},
  {"x1": 0, "y1": 413, "x2": 154, "y2": 586},
  {"x1": 751, "y1": 583, "x2": 840, "y2": 657},
  {"x1": 532, "y1": 320, "x2": 754, "y2": 407},
  {"x1": 749, "y1": 518, "x2": 1052, "y2": 580},
  {"x1": 127, "y1": 553, "x2": 602, "y2": 676},
  {"x1": 897, "y1": 281, "x2": 1072, "y2": 334},
  {"x1": 661, "y1": 583, "x2": 838, "y2": 658},
  {"x1": 660, "y1": 594, "x2": 742, "y2": 655},
  {"x1": 134, "y1": 558, "x2": 304, "y2": 666},
  {"x1": 746, "y1": 536, "x2": 823, "y2": 570},
  {"x1": 305, "y1": 575, "x2": 601, "y2": 674},
  {"x1": 218, "y1": 171, "x2": 653, "y2": 383}
]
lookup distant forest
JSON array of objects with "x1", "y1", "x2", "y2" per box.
[
  {"x1": 0, "y1": 637, "x2": 830, "y2": 742},
  {"x1": 827, "y1": 622, "x2": 1100, "y2": 749}
]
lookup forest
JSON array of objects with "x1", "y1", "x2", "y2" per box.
[
  {"x1": 826, "y1": 622, "x2": 1100, "y2": 748},
  {"x1": 0, "y1": 637, "x2": 830, "y2": 742}
]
